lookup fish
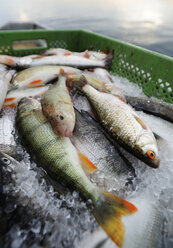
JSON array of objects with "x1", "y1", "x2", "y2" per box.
[
  {"x1": 85, "y1": 68, "x2": 114, "y2": 83},
  {"x1": 71, "y1": 77, "x2": 160, "y2": 168},
  {"x1": 11, "y1": 65, "x2": 81, "y2": 88},
  {"x1": 0, "y1": 64, "x2": 8, "y2": 72},
  {"x1": 41, "y1": 71, "x2": 75, "y2": 137},
  {"x1": 42, "y1": 48, "x2": 107, "y2": 60},
  {"x1": 0, "y1": 51, "x2": 114, "y2": 69},
  {"x1": 3, "y1": 85, "x2": 49, "y2": 108},
  {"x1": 77, "y1": 195, "x2": 162, "y2": 248},
  {"x1": 0, "y1": 71, "x2": 14, "y2": 111},
  {"x1": 16, "y1": 97, "x2": 137, "y2": 248},
  {"x1": 73, "y1": 109, "x2": 135, "y2": 192},
  {"x1": 126, "y1": 95, "x2": 173, "y2": 123},
  {"x1": 67, "y1": 73, "x2": 126, "y2": 102}
]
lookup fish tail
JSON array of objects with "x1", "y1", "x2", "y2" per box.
[
  {"x1": 0, "y1": 55, "x2": 15, "y2": 66},
  {"x1": 103, "y1": 50, "x2": 114, "y2": 69},
  {"x1": 93, "y1": 190, "x2": 137, "y2": 247}
]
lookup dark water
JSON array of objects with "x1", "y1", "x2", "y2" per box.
[{"x1": 0, "y1": 0, "x2": 173, "y2": 57}]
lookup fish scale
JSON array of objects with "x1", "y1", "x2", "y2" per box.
[
  {"x1": 16, "y1": 99, "x2": 100, "y2": 201},
  {"x1": 16, "y1": 97, "x2": 138, "y2": 248},
  {"x1": 78, "y1": 82, "x2": 159, "y2": 168},
  {"x1": 84, "y1": 85, "x2": 142, "y2": 146}
]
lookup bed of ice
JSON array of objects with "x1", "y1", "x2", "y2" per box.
[{"x1": 0, "y1": 73, "x2": 173, "y2": 248}]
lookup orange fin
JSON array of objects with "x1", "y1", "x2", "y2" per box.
[
  {"x1": 4, "y1": 97, "x2": 16, "y2": 103},
  {"x1": 28, "y1": 79, "x2": 43, "y2": 86},
  {"x1": 65, "y1": 72, "x2": 75, "y2": 76},
  {"x1": 64, "y1": 52, "x2": 72, "y2": 56},
  {"x1": 83, "y1": 50, "x2": 90, "y2": 59},
  {"x1": 78, "y1": 152, "x2": 97, "y2": 174},
  {"x1": 3, "y1": 103, "x2": 16, "y2": 108},
  {"x1": 93, "y1": 191, "x2": 137, "y2": 247},
  {"x1": 133, "y1": 115, "x2": 147, "y2": 130},
  {"x1": 5, "y1": 57, "x2": 15, "y2": 66},
  {"x1": 60, "y1": 68, "x2": 65, "y2": 74}
]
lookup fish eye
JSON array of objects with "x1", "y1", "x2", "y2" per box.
[
  {"x1": 1, "y1": 157, "x2": 11, "y2": 165},
  {"x1": 59, "y1": 115, "x2": 64, "y2": 120},
  {"x1": 147, "y1": 151, "x2": 155, "y2": 160}
]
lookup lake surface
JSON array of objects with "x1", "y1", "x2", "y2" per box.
[{"x1": 0, "y1": 0, "x2": 173, "y2": 57}]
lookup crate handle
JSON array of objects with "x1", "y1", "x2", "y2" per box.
[{"x1": 12, "y1": 39, "x2": 47, "y2": 50}]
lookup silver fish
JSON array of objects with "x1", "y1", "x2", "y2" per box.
[
  {"x1": 0, "y1": 51, "x2": 114, "y2": 69},
  {"x1": 71, "y1": 77, "x2": 160, "y2": 168}
]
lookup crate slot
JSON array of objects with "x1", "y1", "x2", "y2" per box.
[{"x1": 12, "y1": 39, "x2": 47, "y2": 50}]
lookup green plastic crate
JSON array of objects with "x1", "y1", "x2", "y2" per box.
[{"x1": 0, "y1": 29, "x2": 173, "y2": 103}]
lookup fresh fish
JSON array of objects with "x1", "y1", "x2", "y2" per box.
[
  {"x1": 77, "y1": 195, "x2": 162, "y2": 248},
  {"x1": 0, "y1": 51, "x2": 114, "y2": 69},
  {"x1": 41, "y1": 71, "x2": 75, "y2": 137},
  {"x1": 16, "y1": 97, "x2": 137, "y2": 247},
  {"x1": 85, "y1": 68, "x2": 114, "y2": 83},
  {"x1": 3, "y1": 86, "x2": 49, "y2": 108},
  {"x1": 42, "y1": 48, "x2": 107, "y2": 60},
  {"x1": 0, "y1": 71, "x2": 13, "y2": 110},
  {"x1": 67, "y1": 73, "x2": 126, "y2": 102},
  {"x1": 73, "y1": 109, "x2": 135, "y2": 192},
  {"x1": 11, "y1": 65, "x2": 81, "y2": 88},
  {"x1": 71, "y1": 77, "x2": 160, "y2": 168},
  {"x1": 126, "y1": 95, "x2": 173, "y2": 123},
  {"x1": 0, "y1": 64, "x2": 8, "y2": 72}
]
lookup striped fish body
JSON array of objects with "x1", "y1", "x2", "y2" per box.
[
  {"x1": 16, "y1": 98, "x2": 100, "y2": 201},
  {"x1": 16, "y1": 97, "x2": 137, "y2": 248},
  {"x1": 80, "y1": 84, "x2": 160, "y2": 168}
]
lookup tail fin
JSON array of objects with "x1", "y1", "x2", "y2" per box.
[
  {"x1": 0, "y1": 55, "x2": 15, "y2": 66},
  {"x1": 93, "y1": 191, "x2": 137, "y2": 247},
  {"x1": 103, "y1": 50, "x2": 114, "y2": 70}
]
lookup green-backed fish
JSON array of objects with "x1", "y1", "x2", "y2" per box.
[
  {"x1": 41, "y1": 70, "x2": 75, "y2": 137},
  {"x1": 71, "y1": 77, "x2": 160, "y2": 168},
  {"x1": 11, "y1": 65, "x2": 81, "y2": 88},
  {"x1": 0, "y1": 51, "x2": 114, "y2": 69},
  {"x1": 16, "y1": 97, "x2": 137, "y2": 248}
]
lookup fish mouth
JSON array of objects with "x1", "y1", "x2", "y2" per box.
[
  {"x1": 150, "y1": 158, "x2": 160, "y2": 169},
  {"x1": 53, "y1": 124, "x2": 72, "y2": 137},
  {"x1": 64, "y1": 128, "x2": 72, "y2": 137}
]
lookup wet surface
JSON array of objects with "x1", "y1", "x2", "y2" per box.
[{"x1": 0, "y1": 0, "x2": 173, "y2": 57}]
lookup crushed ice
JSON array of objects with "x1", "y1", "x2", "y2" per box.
[{"x1": 0, "y1": 73, "x2": 173, "y2": 247}]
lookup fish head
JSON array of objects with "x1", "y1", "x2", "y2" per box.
[
  {"x1": 48, "y1": 109, "x2": 75, "y2": 137},
  {"x1": 136, "y1": 132, "x2": 160, "y2": 168},
  {"x1": 0, "y1": 151, "x2": 19, "y2": 171},
  {"x1": 18, "y1": 97, "x2": 41, "y2": 115}
]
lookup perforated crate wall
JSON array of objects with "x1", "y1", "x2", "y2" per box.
[{"x1": 0, "y1": 29, "x2": 172, "y2": 103}]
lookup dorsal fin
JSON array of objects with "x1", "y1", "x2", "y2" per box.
[{"x1": 133, "y1": 115, "x2": 147, "y2": 130}]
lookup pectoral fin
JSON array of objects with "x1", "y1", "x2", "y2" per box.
[{"x1": 78, "y1": 151, "x2": 97, "y2": 174}]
